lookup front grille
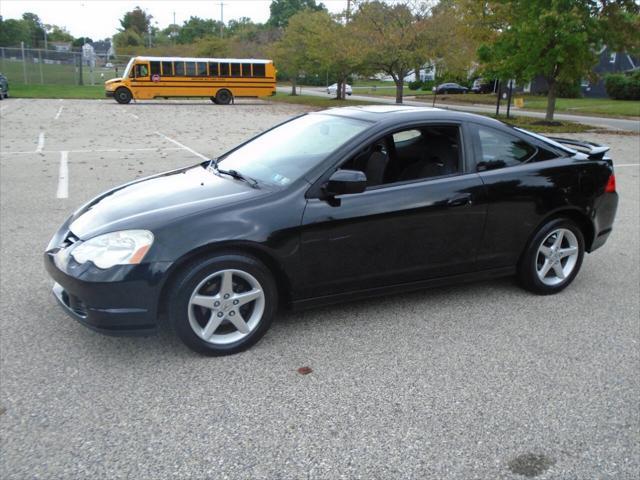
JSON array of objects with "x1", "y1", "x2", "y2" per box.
[
  {"x1": 60, "y1": 232, "x2": 80, "y2": 249},
  {"x1": 60, "y1": 289, "x2": 88, "y2": 318}
]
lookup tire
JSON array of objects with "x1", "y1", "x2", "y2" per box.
[
  {"x1": 168, "y1": 252, "x2": 278, "y2": 355},
  {"x1": 114, "y1": 87, "x2": 132, "y2": 104},
  {"x1": 210, "y1": 96, "x2": 219, "y2": 104},
  {"x1": 215, "y1": 89, "x2": 233, "y2": 105},
  {"x1": 517, "y1": 218, "x2": 585, "y2": 295}
]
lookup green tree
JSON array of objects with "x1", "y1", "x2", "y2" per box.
[
  {"x1": 113, "y1": 29, "x2": 144, "y2": 49},
  {"x1": 0, "y1": 18, "x2": 31, "y2": 46},
  {"x1": 479, "y1": 0, "x2": 640, "y2": 121},
  {"x1": 195, "y1": 36, "x2": 230, "y2": 57},
  {"x1": 351, "y1": 1, "x2": 430, "y2": 104},
  {"x1": 21, "y1": 12, "x2": 45, "y2": 47},
  {"x1": 267, "y1": 0, "x2": 327, "y2": 28},
  {"x1": 47, "y1": 25, "x2": 74, "y2": 43},
  {"x1": 119, "y1": 6, "x2": 152, "y2": 35},
  {"x1": 177, "y1": 17, "x2": 223, "y2": 44},
  {"x1": 72, "y1": 36, "x2": 94, "y2": 48}
]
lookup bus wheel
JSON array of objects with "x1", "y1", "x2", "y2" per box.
[
  {"x1": 215, "y1": 89, "x2": 233, "y2": 105},
  {"x1": 210, "y1": 96, "x2": 219, "y2": 104},
  {"x1": 115, "y1": 87, "x2": 132, "y2": 104}
]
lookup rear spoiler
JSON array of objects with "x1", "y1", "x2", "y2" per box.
[{"x1": 547, "y1": 137, "x2": 610, "y2": 160}]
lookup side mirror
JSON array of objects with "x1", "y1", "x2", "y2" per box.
[{"x1": 323, "y1": 169, "x2": 367, "y2": 197}]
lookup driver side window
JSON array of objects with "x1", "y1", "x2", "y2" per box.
[
  {"x1": 340, "y1": 125, "x2": 461, "y2": 189},
  {"x1": 134, "y1": 64, "x2": 149, "y2": 78}
]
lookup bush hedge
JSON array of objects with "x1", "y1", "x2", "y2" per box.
[{"x1": 605, "y1": 71, "x2": 640, "y2": 100}]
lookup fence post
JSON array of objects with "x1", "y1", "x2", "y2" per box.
[
  {"x1": 21, "y1": 41, "x2": 28, "y2": 84},
  {"x1": 38, "y1": 49, "x2": 44, "y2": 84},
  {"x1": 77, "y1": 53, "x2": 84, "y2": 86},
  {"x1": 0, "y1": 48, "x2": 5, "y2": 72}
]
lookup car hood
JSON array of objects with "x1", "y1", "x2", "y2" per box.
[
  {"x1": 105, "y1": 78, "x2": 122, "y2": 85},
  {"x1": 69, "y1": 165, "x2": 263, "y2": 239}
]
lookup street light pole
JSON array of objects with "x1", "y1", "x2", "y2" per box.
[{"x1": 219, "y1": 2, "x2": 225, "y2": 38}]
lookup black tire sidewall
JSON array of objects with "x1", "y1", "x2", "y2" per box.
[
  {"x1": 216, "y1": 89, "x2": 232, "y2": 105},
  {"x1": 518, "y1": 218, "x2": 585, "y2": 295},
  {"x1": 169, "y1": 253, "x2": 277, "y2": 355},
  {"x1": 115, "y1": 88, "x2": 132, "y2": 104}
]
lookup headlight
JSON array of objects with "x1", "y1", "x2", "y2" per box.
[{"x1": 71, "y1": 230, "x2": 154, "y2": 269}]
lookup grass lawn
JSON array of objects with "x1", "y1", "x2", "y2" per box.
[
  {"x1": 268, "y1": 92, "x2": 373, "y2": 108},
  {"x1": 413, "y1": 92, "x2": 640, "y2": 118},
  {"x1": 10, "y1": 83, "x2": 105, "y2": 99}
]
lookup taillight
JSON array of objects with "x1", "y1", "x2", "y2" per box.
[{"x1": 605, "y1": 174, "x2": 616, "y2": 193}]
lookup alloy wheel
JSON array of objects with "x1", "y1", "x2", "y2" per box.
[{"x1": 535, "y1": 228, "x2": 580, "y2": 286}]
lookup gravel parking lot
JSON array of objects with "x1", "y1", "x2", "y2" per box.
[{"x1": 1, "y1": 99, "x2": 638, "y2": 479}]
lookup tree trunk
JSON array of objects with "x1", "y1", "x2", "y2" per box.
[
  {"x1": 291, "y1": 77, "x2": 297, "y2": 96},
  {"x1": 545, "y1": 78, "x2": 557, "y2": 122},
  {"x1": 336, "y1": 79, "x2": 343, "y2": 100},
  {"x1": 394, "y1": 78, "x2": 403, "y2": 104}
]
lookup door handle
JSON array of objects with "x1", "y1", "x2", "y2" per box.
[{"x1": 447, "y1": 194, "x2": 473, "y2": 207}]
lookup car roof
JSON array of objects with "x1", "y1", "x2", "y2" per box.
[{"x1": 316, "y1": 105, "x2": 505, "y2": 127}]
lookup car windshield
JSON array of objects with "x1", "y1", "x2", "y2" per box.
[
  {"x1": 122, "y1": 58, "x2": 135, "y2": 78},
  {"x1": 216, "y1": 113, "x2": 370, "y2": 187}
]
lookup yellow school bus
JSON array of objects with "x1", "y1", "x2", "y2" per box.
[{"x1": 105, "y1": 56, "x2": 276, "y2": 104}]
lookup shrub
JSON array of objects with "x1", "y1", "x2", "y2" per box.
[
  {"x1": 420, "y1": 80, "x2": 435, "y2": 91},
  {"x1": 556, "y1": 80, "x2": 582, "y2": 98},
  {"x1": 605, "y1": 72, "x2": 640, "y2": 100},
  {"x1": 408, "y1": 80, "x2": 423, "y2": 90}
]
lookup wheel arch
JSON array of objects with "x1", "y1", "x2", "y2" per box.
[
  {"x1": 519, "y1": 208, "x2": 595, "y2": 265},
  {"x1": 157, "y1": 241, "x2": 292, "y2": 316}
]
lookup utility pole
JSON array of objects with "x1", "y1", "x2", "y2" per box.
[
  {"x1": 219, "y1": 2, "x2": 225, "y2": 38},
  {"x1": 173, "y1": 11, "x2": 177, "y2": 44},
  {"x1": 341, "y1": 0, "x2": 351, "y2": 100}
]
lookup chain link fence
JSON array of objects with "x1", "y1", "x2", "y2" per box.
[{"x1": 0, "y1": 46, "x2": 132, "y2": 86}]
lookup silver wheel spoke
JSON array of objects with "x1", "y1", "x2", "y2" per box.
[
  {"x1": 227, "y1": 313, "x2": 250, "y2": 334},
  {"x1": 539, "y1": 246, "x2": 552, "y2": 258},
  {"x1": 559, "y1": 246, "x2": 578, "y2": 258},
  {"x1": 201, "y1": 313, "x2": 223, "y2": 340},
  {"x1": 552, "y1": 263, "x2": 566, "y2": 279},
  {"x1": 219, "y1": 271, "x2": 234, "y2": 296},
  {"x1": 191, "y1": 294, "x2": 215, "y2": 309},
  {"x1": 553, "y1": 230, "x2": 564, "y2": 249},
  {"x1": 539, "y1": 260, "x2": 553, "y2": 278},
  {"x1": 233, "y1": 289, "x2": 262, "y2": 307}
]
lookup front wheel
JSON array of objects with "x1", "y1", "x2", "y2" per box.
[
  {"x1": 168, "y1": 253, "x2": 278, "y2": 355},
  {"x1": 517, "y1": 218, "x2": 585, "y2": 295},
  {"x1": 210, "y1": 96, "x2": 219, "y2": 104},
  {"x1": 114, "y1": 87, "x2": 132, "y2": 104}
]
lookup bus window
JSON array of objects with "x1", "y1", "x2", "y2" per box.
[
  {"x1": 253, "y1": 63, "x2": 266, "y2": 77},
  {"x1": 242, "y1": 63, "x2": 252, "y2": 77},
  {"x1": 208, "y1": 62, "x2": 219, "y2": 76},
  {"x1": 135, "y1": 64, "x2": 149, "y2": 78},
  {"x1": 231, "y1": 63, "x2": 241, "y2": 77},
  {"x1": 219, "y1": 63, "x2": 229, "y2": 76},
  {"x1": 186, "y1": 62, "x2": 196, "y2": 76},
  {"x1": 161, "y1": 61, "x2": 173, "y2": 76},
  {"x1": 197, "y1": 62, "x2": 208, "y2": 76},
  {"x1": 174, "y1": 61, "x2": 185, "y2": 76},
  {"x1": 150, "y1": 61, "x2": 161, "y2": 76}
]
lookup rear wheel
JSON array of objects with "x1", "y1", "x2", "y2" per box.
[
  {"x1": 215, "y1": 89, "x2": 233, "y2": 105},
  {"x1": 114, "y1": 87, "x2": 132, "y2": 104},
  {"x1": 518, "y1": 218, "x2": 585, "y2": 295},
  {"x1": 168, "y1": 252, "x2": 278, "y2": 355}
]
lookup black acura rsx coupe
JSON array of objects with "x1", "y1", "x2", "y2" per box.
[{"x1": 45, "y1": 106, "x2": 618, "y2": 355}]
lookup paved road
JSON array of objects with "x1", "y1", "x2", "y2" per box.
[
  {"x1": 1, "y1": 99, "x2": 639, "y2": 479},
  {"x1": 284, "y1": 86, "x2": 640, "y2": 133}
]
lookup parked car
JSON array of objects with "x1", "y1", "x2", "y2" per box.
[
  {"x1": 327, "y1": 83, "x2": 352, "y2": 95},
  {"x1": 471, "y1": 78, "x2": 495, "y2": 94},
  {"x1": 45, "y1": 106, "x2": 618, "y2": 356},
  {"x1": 105, "y1": 62, "x2": 114, "y2": 68},
  {"x1": 0, "y1": 73, "x2": 9, "y2": 99},
  {"x1": 435, "y1": 82, "x2": 468, "y2": 94}
]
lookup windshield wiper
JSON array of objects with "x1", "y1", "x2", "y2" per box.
[{"x1": 212, "y1": 165, "x2": 259, "y2": 189}]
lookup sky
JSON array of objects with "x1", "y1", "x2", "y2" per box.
[{"x1": 0, "y1": 0, "x2": 350, "y2": 40}]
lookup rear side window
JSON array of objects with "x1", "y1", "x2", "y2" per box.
[
  {"x1": 230, "y1": 63, "x2": 241, "y2": 77},
  {"x1": 219, "y1": 63, "x2": 229, "y2": 76},
  {"x1": 174, "y1": 61, "x2": 185, "y2": 76},
  {"x1": 242, "y1": 63, "x2": 252, "y2": 77},
  {"x1": 161, "y1": 61, "x2": 173, "y2": 76},
  {"x1": 150, "y1": 61, "x2": 161, "y2": 76},
  {"x1": 197, "y1": 62, "x2": 208, "y2": 76},
  {"x1": 208, "y1": 62, "x2": 219, "y2": 76},
  {"x1": 253, "y1": 63, "x2": 266, "y2": 77},
  {"x1": 186, "y1": 62, "x2": 196, "y2": 76},
  {"x1": 475, "y1": 126, "x2": 536, "y2": 169}
]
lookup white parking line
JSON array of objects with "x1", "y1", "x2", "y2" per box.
[
  {"x1": 0, "y1": 98, "x2": 21, "y2": 113},
  {"x1": 129, "y1": 113, "x2": 139, "y2": 120},
  {"x1": 155, "y1": 131, "x2": 209, "y2": 161},
  {"x1": 0, "y1": 147, "x2": 183, "y2": 156},
  {"x1": 56, "y1": 151, "x2": 69, "y2": 199},
  {"x1": 36, "y1": 132, "x2": 45, "y2": 153},
  {"x1": 54, "y1": 106, "x2": 64, "y2": 120},
  {"x1": 616, "y1": 163, "x2": 640, "y2": 167}
]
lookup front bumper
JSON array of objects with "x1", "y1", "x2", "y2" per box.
[
  {"x1": 44, "y1": 244, "x2": 169, "y2": 336},
  {"x1": 105, "y1": 90, "x2": 115, "y2": 98}
]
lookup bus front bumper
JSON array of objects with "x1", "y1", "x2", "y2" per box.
[{"x1": 105, "y1": 91, "x2": 115, "y2": 98}]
